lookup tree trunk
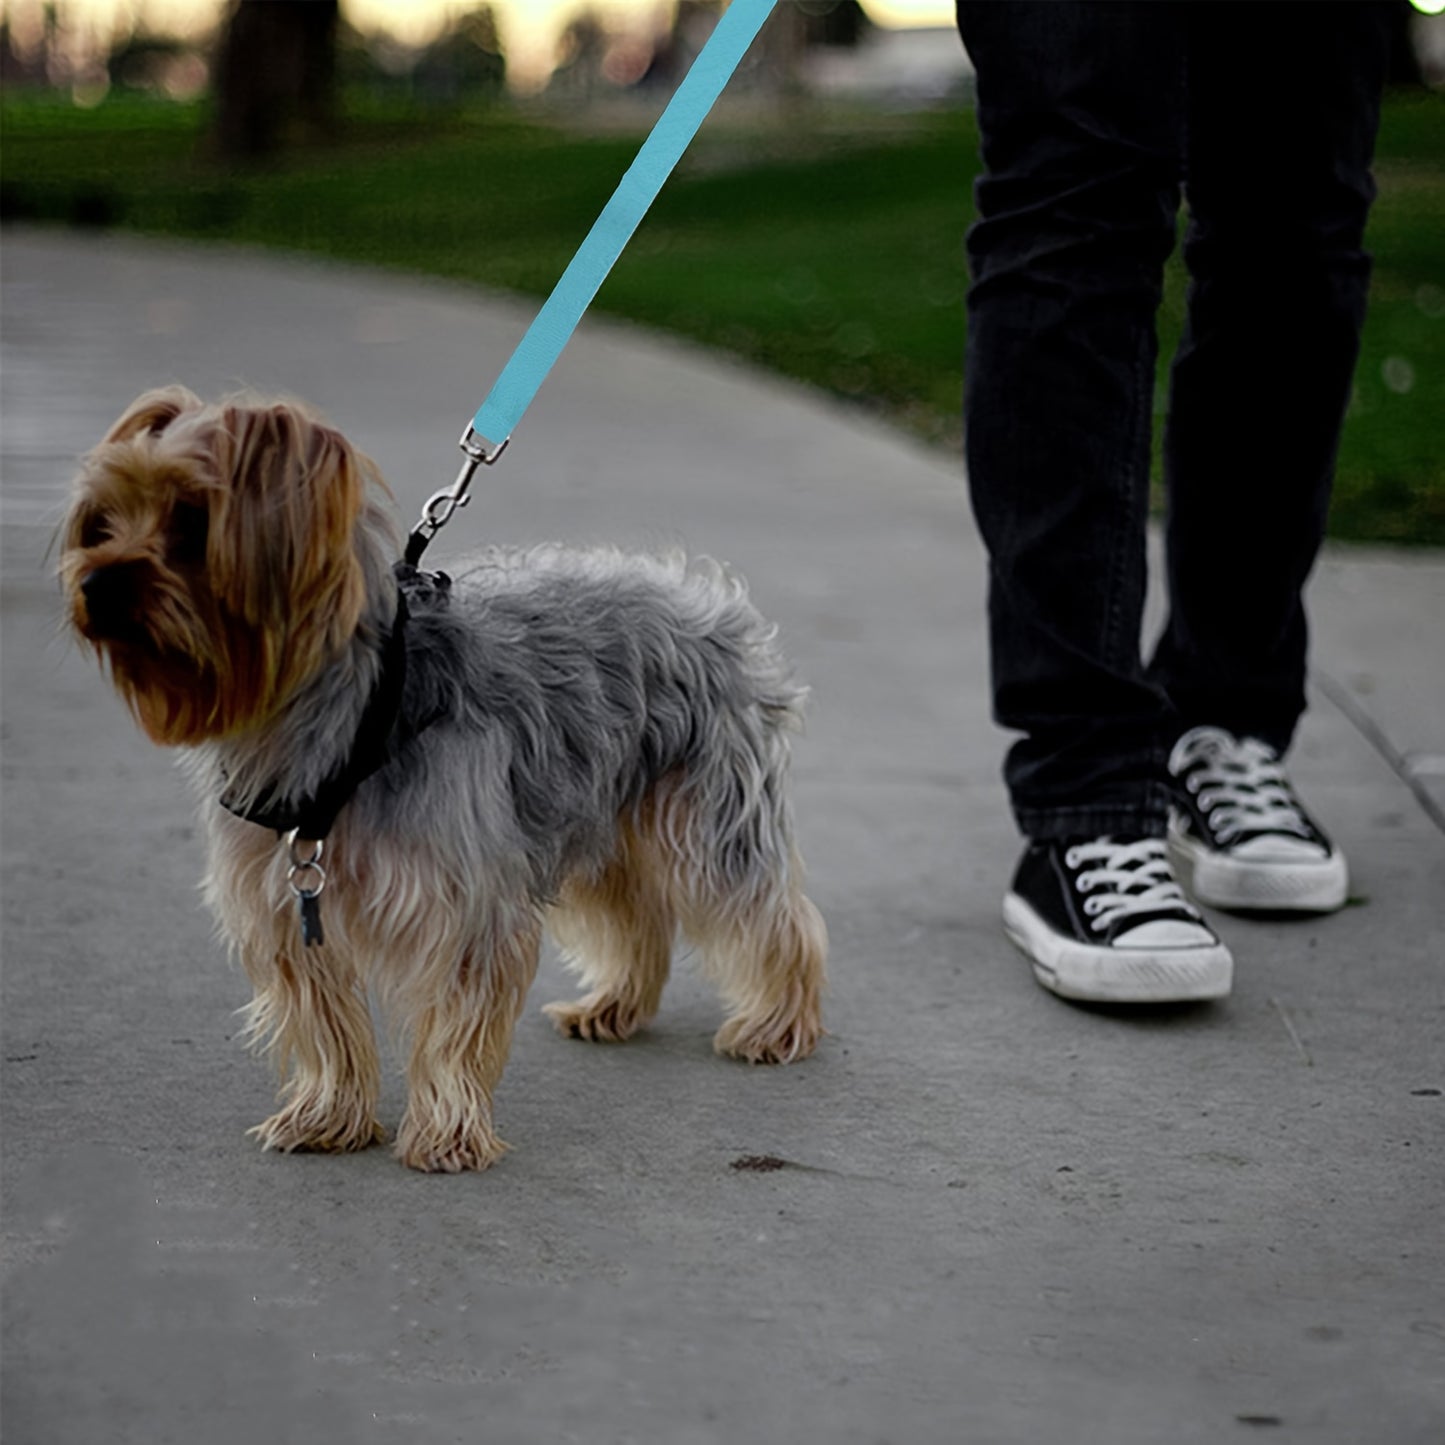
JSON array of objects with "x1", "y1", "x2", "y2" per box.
[{"x1": 213, "y1": 0, "x2": 339, "y2": 160}]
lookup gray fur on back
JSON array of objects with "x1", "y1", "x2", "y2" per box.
[{"x1": 382, "y1": 545, "x2": 808, "y2": 897}]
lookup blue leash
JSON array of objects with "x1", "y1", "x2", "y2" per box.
[{"x1": 407, "y1": 0, "x2": 777, "y2": 564}]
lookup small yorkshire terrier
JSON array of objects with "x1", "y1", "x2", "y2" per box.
[{"x1": 60, "y1": 388, "x2": 825, "y2": 1172}]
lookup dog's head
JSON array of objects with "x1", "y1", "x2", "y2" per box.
[{"x1": 60, "y1": 388, "x2": 380, "y2": 745}]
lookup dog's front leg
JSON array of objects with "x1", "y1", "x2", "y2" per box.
[
  {"x1": 206, "y1": 817, "x2": 384, "y2": 1153},
  {"x1": 240, "y1": 944, "x2": 385, "y2": 1154},
  {"x1": 392, "y1": 915, "x2": 542, "y2": 1173}
]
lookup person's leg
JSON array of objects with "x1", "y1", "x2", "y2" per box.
[
  {"x1": 1150, "y1": 3, "x2": 1389, "y2": 916},
  {"x1": 1149, "y1": 2, "x2": 1390, "y2": 748},
  {"x1": 957, "y1": 0, "x2": 1187, "y2": 841},
  {"x1": 957, "y1": 2, "x2": 1230, "y2": 1001}
]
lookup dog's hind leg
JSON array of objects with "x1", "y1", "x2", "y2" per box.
[
  {"x1": 390, "y1": 913, "x2": 542, "y2": 1173},
  {"x1": 544, "y1": 817, "x2": 676, "y2": 1044},
  {"x1": 685, "y1": 865, "x2": 827, "y2": 1065},
  {"x1": 668, "y1": 730, "x2": 827, "y2": 1064}
]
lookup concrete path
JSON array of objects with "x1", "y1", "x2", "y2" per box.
[{"x1": 3, "y1": 230, "x2": 1442, "y2": 1444}]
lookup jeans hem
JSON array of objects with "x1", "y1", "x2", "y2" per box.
[{"x1": 1014, "y1": 791, "x2": 1173, "y2": 843}]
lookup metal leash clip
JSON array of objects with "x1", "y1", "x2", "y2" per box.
[{"x1": 406, "y1": 426, "x2": 508, "y2": 565}]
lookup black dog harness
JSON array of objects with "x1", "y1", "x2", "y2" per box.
[{"x1": 221, "y1": 563, "x2": 446, "y2": 946}]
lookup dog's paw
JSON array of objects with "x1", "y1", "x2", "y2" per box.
[
  {"x1": 713, "y1": 1011, "x2": 823, "y2": 1066},
  {"x1": 393, "y1": 1115, "x2": 508, "y2": 1174},
  {"x1": 542, "y1": 994, "x2": 650, "y2": 1043},
  {"x1": 249, "y1": 1098, "x2": 385, "y2": 1155}
]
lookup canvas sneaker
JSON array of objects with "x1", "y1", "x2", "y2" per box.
[
  {"x1": 1167, "y1": 726, "x2": 1348, "y2": 913},
  {"x1": 1003, "y1": 836, "x2": 1234, "y2": 1003}
]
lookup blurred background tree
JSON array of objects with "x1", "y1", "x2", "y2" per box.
[
  {"x1": 212, "y1": 0, "x2": 339, "y2": 159},
  {"x1": 412, "y1": 7, "x2": 506, "y2": 105}
]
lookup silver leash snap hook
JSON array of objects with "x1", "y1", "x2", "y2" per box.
[{"x1": 406, "y1": 427, "x2": 507, "y2": 564}]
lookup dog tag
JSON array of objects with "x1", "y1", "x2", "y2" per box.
[{"x1": 298, "y1": 892, "x2": 325, "y2": 948}]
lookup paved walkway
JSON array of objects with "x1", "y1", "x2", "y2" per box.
[{"x1": 3, "y1": 231, "x2": 1442, "y2": 1444}]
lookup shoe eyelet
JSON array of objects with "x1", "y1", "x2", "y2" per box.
[
  {"x1": 1064, "y1": 848, "x2": 1082, "y2": 869},
  {"x1": 1082, "y1": 896, "x2": 1102, "y2": 916}
]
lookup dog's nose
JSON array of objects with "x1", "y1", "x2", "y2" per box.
[{"x1": 80, "y1": 563, "x2": 142, "y2": 634}]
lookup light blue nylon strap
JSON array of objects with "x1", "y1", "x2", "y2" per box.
[{"x1": 471, "y1": 0, "x2": 777, "y2": 447}]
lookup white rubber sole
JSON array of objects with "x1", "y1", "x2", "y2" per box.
[
  {"x1": 1003, "y1": 894, "x2": 1234, "y2": 1004},
  {"x1": 1168, "y1": 820, "x2": 1348, "y2": 914}
]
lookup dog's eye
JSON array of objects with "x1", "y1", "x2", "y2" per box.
[
  {"x1": 169, "y1": 502, "x2": 209, "y2": 565},
  {"x1": 77, "y1": 513, "x2": 112, "y2": 548}
]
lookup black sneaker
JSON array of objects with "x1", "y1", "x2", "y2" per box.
[
  {"x1": 1003, "y1": 836, "x2": 1234, "y2": 1003},
  {"x1": 1167, "y1": 727, "x2": 1348, "y2": 913}
]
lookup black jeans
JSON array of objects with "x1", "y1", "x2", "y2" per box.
[{"x1": 955, "y1": 1, "x2": 1389, "y2": 841}]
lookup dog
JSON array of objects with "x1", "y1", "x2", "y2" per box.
[{"x1": 59, "y1": 387, "x2": 826, "y2": 1172}]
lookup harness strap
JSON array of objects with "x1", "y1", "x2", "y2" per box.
[
  {"x1": 220, "y1": 566, "x2": 451, "y2": 946},
  {"x1": 221, "y1": 586, "x2": 411, "y2": 840}
]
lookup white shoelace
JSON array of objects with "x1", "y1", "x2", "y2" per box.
[
  {"x1": 1064, "y1": 837, "x2": 1201, "y2": 934},
  {"x1": 1173, "y1": 731, "x2": 1313, "y2": 846}
]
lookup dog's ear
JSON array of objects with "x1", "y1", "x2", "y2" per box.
[
  {"x1": 207, "y1": 400, "x2": 370, "y2": 661},
  {"x1": 102, "y1": 386, "x2": 204, "y2": 444}
]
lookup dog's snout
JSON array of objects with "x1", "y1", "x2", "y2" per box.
[
  {"x1": 82, "y1": 562, "x2": 127, "y2": 607},
  {"x1": 79, "y1": 562, "x2": 143, "y2": 634}
]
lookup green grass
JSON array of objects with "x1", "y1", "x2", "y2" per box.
[{"x1": 3, "y1": 88, "x2": 1441, "y2": 543}]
